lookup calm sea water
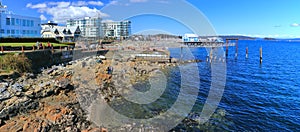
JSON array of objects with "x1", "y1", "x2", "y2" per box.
[
  {"x1": 110, "y1": 40, "x2": 299, "y2": 131},
  {"x1": 168, "y1": 40, "x2": 300, "y2": 131}
]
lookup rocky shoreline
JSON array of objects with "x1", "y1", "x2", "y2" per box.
[
  {"x1": 0, "y1": 50, "x2": 232, "y2": 131},
  {"x1": 0, "y1": 50, "x2": 179, "y2": 131},
  {"x1": 0, "y1": 60, "x2": 96, "y2": 131}
]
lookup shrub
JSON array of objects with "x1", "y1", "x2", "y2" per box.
[{"x1": 0, "y1": 53, "x2": 32, "y2": 73}]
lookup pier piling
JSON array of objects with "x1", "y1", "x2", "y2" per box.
[
  {"x1": 225, "y1": 38, "x2": 238, "y2": 58},
  {"x1": 246, "y1": 47, "x2": 248, "y2": 59},
  {"x1": 206, "y1": 55, "x2": 209, "y2": 62},
  {"x1": 226, "y1": 40, "x2": 229, "y2": 57},
  {"x1": 1, "y1": 46, "x2": 3, "y2": 53},
  {"x1": 260, "y1": 47, "x2": 263, "y2": 63},
  {"x1": 21, "y1": 46, "x2": 24, "y2": 53},
  {"x1": 235, "y1": 40, "x2": 238, "y2": 59}
]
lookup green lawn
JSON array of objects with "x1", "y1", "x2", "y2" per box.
[{"x1": 0, "y1": 43, "x2": 69, "y2": 47}]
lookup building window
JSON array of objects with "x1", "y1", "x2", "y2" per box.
[
  {"x1": 22, "y1": 30, "x2": 26, "y2": 34},
  {"x1": 0, "y1": 29, "x2": 4, "y2": 33},
  {"x1": 6, "y1": 18, "x2": 10, "y2": 25},
  {"x1": 7, "y1": 30, "x2": 10, "y2": 34},
  {"x1": 23, "y1": 20, "x2": 26, "y2": 26},
  {"x1": 11, "y1": 30, "x2": 15, "y2": 34},
  {"x1": 11, "y1": 18, "x2": 15, "y2": 26},
  {"x1": 16, "y1": 19, "x2": 19, "y2": 25},
  {"x1": 27, "y1": 20, "x2": 30, "y2": 27},
  {"x1": 16, "y1": 30, "x2": 19, "y2": 34},
  {"x1": 31, "y1": 20, "x2": 34, "y2": 27}
]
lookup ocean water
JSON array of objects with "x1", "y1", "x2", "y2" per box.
[
  {"x1": 109, "y1": 40, "x2": 299, "y2": 131},
  {"x1": 168, "y1": 40, "x2": 300, "y2": 131}
]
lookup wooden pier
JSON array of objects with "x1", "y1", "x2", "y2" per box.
[
  {"x1": 181, "y1": 39, "x2": 237, "y2": 47},
  {"x1": 182, "y1": 41, "x2": 236, "y2": 47},
  {"x1": 179, "y1": 38, "x2": 239, "y2": 63}
]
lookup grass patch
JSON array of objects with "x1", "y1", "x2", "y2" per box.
[{"x1": 0, "y1": 43, "x2": 69, "y2": 47}]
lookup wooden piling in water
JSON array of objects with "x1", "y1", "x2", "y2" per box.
[
  {"x1": 1, "y1": 46, "x2": 3, "y2": 53},
  {"x1": 32, "y1": 45, "x2": 35, "y2": 51},
  {"x1": 226, "y1": 39, "x2": 229, "y2": 57},
  {"x1": 225, "y1": 38, "x2": 239, "y2": 59},
  {"x1": 21, "y1": 46, "x2": 24, "y2": 53},
  {"x1": 235, "y1": 40, "x2": 238, "y2": 59},
  {"x1": 246, "y1": 47, "x2": 248, "y2": 59},
  {"x1": 206, "y1": 55, "x2": 209, "y2": 62},
  {"x1": 260, "y1": 47, "x2": 263, "y2": 63}
]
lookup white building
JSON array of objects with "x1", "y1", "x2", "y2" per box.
[
  {"x1": 41, "y1": 21, "x2": 81, "y2": 42},
  {"x1": 0, "y1": 1, "x2": 41, "y2": 38},
  {"x1": 102, "y1": 20, "x2": 131, "y2": 40},
  {"x1": 66, "y1": 17, "x2": 102, "y2": 40},
  {"x1": 182, "y1": 34, "x2": 199, "y2": 42}
]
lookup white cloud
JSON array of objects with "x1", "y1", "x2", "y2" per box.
[
  {"x1": 291, "y1": 23, "x2": 300, "y2": 27},
  {"x1": 48, "y1": 6, "x2": 108, "y2": 23},
  {"x1": 88, "y1": 1, "x2": 104, "y2": 6},
  {"x1": 72, "y1": 1, "x2": 88, "y2": 6},
  {"x1": 108, "y1": 0, "x2": 118, "y2": 5},
  {"x1": 26, "y1": 1, "x2": 108, "y2": 23},
  {"x1": 56, "y1": 2, "x2": 71, "y2": 8},
  {"x1": 40, "y1": 14, "x2": 47, "y2": 21},
  {"x1": 130, "y1": 0, "x2": 148, "y2": 3},
  {"x1": 26, "y1": 3, "x2": 47, "y2": 9}
]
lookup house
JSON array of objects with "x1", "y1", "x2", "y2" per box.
[
  {"x1": 41, "y1": 21, "x2": 81, "y2": 42},
  {"x1": 182, "y1": 34, "x2": 199, "y2": 42}
]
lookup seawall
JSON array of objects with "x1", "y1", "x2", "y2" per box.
[{"x1": 24, "y1": 49, "x2": 108, "y2": 72}]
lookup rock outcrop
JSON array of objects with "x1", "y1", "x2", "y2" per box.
[{"x1": 1, "y1": 50, "x2": 227, "y2": 131}]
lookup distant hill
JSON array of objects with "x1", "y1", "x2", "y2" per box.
[
  {"x1": 130, "y1": 34, "x2": 300, "y2": 41},
  {"x1": 277, "y1": 38, "x2": 300, "y2": 42},
  {"x1": 285, "y1": 38, "x2": 300, "y2": 41},
  {"x1": 257, "y1": 38, "x2": 300, "y2": 41},
  {"x1": 263, "y1": 37, "x2": 276, "y2": 40}
]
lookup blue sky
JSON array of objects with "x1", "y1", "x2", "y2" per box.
[{"x1": 2, "y1": 0, "x2": 300, "y2": 38}]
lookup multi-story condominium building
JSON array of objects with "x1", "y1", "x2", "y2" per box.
[
  {"x1": 0, "y1": 1, "x2": 41, "y2": 38},
  {"x1": 102, "y1": 20, "x2": 131, "y2": 40},
  {"x1": 66, "y1": 17, "x2": 102, "y2": 41},
  {"x1": 41, "y1": 21, "x2": 81, "y2": 42}
]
